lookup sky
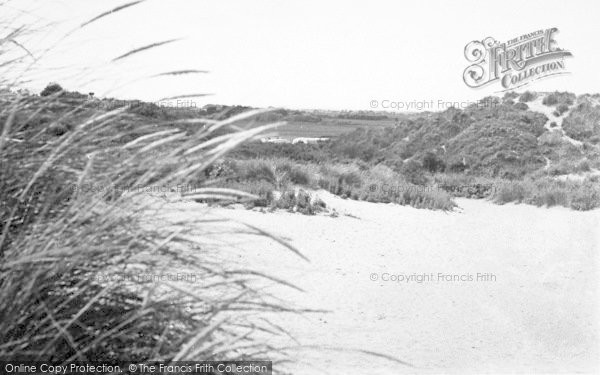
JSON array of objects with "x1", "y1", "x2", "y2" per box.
[{"x1": 5, "y1": 0, "x2": 600, "y2": 111}]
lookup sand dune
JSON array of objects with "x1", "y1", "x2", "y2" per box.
[{"x1": 155, "y1": 192, "x2": 599, "y2": 374}]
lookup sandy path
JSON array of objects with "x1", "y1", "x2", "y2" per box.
[
  {"x1": 528, "y1": 96, "x2": 600, "y2": 181},
  {"x1": 528, "y1": 96, "x2": 582, "y2": 147},
  {"x1": 158, "y1": 193, "x2": 599, "y2": 374}
]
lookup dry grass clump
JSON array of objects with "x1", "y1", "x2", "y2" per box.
[
  {"x1": 314, "y1": 163, "x2": 456, "y2": 210},
  {"x1": 271, "y1": 189, "x2": 327, "y2": 214},
  {"x1": 569, "y1": 181, "x2": 600, "y2": 210},
  {"x1": 205, "y1": 157, "x2": 456, "y2": 211},
  {"x1": 0, "y1": 89, "x2": 306, "y2": 361},
  {"x1": 492, "y1": 177, "x2": 600, "y2": 210},
  {"x1": 0, "y1": 8, "x2": 303, "y2": 364},
  {"x1": 545, "y1": 157, "x2": 596, "y2": 176},
  {"x1": 201, "y1": 159, "x2": 326, "y2": 213}
]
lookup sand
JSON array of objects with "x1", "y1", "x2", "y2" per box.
[{"x1": 152, "y1": 191, "x2": 600, "y2": 374}]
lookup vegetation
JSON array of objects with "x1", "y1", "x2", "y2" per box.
[
  {"x1": 492, "y1": 177, "x2": 600, "y2": 210},
  {"x1": 519, "y1": 91, "x2": 537, "y2": 102},
  {"x1": 11, "y1": 2, "x2": 599, "y2": 371},
  {"x1": 563, "y1": 95, "x2": 600, "y2": 143},
  {"x1": 30, "y1": 86, "x2": 594, "y2": 212},
  {"x1": 220, "y1": 91, "x2": 600, "y2": 211},
  {"x1": 542, "y1": 91, "x2": 575, "y2": 107},
  {"x1": 0, "y1": 5, "x2": 304, "y2": 365}
]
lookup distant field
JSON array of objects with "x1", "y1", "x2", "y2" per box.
[{"x1": 257, "y1": 118, "x2": 400, "y2": 139}]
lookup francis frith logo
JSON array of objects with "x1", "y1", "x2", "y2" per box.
[{"x1": 463, "y1": 27, "x2": 572, "y2": 91}]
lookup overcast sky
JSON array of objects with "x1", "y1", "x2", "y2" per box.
[{"x1": 6, "y1": 0, "x2": 600, "y2": 110}]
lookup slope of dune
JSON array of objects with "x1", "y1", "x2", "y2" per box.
[{"x1": 147, "y1": 192, "x2": 600, "y2": 374}]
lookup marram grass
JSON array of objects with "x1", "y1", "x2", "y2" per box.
[{"x1": 0, "y1": 3, "x2": 306, "y2": 367}]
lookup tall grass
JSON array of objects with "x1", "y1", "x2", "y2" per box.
[
  {"x1": 0, "y1": 5, "x2": 304, "y2": 365},
  {"x1": 208, "y1": 158, "x2": 456, "y2": 211},
  {"x1": 491, "y1": 177, "x2": 600, "y2": 210}
]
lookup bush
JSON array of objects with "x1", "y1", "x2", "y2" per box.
[
  {"x1": 556, "y1": 103, "x2": 570, "y2": 115},
  {"x1": 540, "y1": 188, "x2": 569, "y2": 207},
  {"x1": 575, "y1": 159, "x2": 591, "y2": 172},
  {"x1": 513, "y1": 102, "x2": 529, "y2": 111},
  {"x1": 273, "y1": 160, "x2": 312, "y2": 186},
  {"x1": 47, "y1": 121, "x2": 71, "y2": 136},
  {"x1": 491, "y1": 176, "x2": 600, "y2": 210},
  {"x1": 547, "y1": 160, "x2": 570, "y2": 176},
  {"x1": 271, "y1": 189, "x2": 326, "y2": 215},
  {"x1": 40, "y1": 82, "x2": 64, "y2": 97},
  {"x1": 538, "y1": 131, "x2": 562, "y2": 146},
  {"x1": 570, "y1": 182, "x2": 600, "y2": 210},
  {"x1": 503, "y1": 91, "x2": 519, "y2": 101},
  {"x1": 542, "y1": 93, "x2": 559, "y2": 106},
  {"x1": 519, "y1": 91, "x2": 536, "y2": 102},
  {"x1": 401, "y1": 160, "x2": 427, "y2": 185},
  {"x1": 338, "y1": 170, "x2": 362, "y2": 187},
  {"x1": 543, "y1": 91, "x2": 575, "y2": 107},
  {"x1": 422, "y1": 152, "x2": 446, "y2": 173},
  {"x1": 562, "y1": 100, "x2": 600, "y2": 142},
  {"x1": 295, "y1": 189, "x2": 313, "y2": 214},
  {"x1": 288, "y1": 167, "x2": 311, "y2": 185},
  {"x1": 241, "y1": 160, "x2": 276, "y2": 183},
  {"x1": 493, "y1": 181, "x2": 530, "y2": 203}
]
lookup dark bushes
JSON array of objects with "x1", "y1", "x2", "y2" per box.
[
  {"x1": 40, "y1": 83, "x2": 64, "y2": 97},
  {"x1": 519, "y1": 91, "x2": 536, "y2": 102}
]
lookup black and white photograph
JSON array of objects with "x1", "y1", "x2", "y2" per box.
[{"x1": 1, "y1": 1, "x2": 599, "y2": 374}]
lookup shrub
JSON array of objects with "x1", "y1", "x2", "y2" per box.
[
  {"x1": 519, "y1": 91, "x2": 536, "y2": 102},
  {"x1": 543, "y1": 91, "x2": 575, "y2": 107},
  {"x1": 541, "y1": 187, "x2": 568, "y2": 207},
  {"x1": 288, "y1": 167, "x2": 310, "y2": 185},
  {"x1": 503, "y1": 91, "x2": 519, "y2": 101},
  {"x1": 241, "y1": 160, "x2": 276, "y2": 183},
  {"x1": 570, "y1": 183, "x2": 600, "y2": 210},
  {"x1": 490, "y1": 176, "x2": 600, "y2": 210},
  {"x1": 422, "y1": 152, "x2": 446, "y2": 173},
  {"x1": 273, "y1": 160, "x2": 312, "y2": 186},
  {"x1": 538, "y1": 131, "x2": 562, "y2": 146},
  {"x1": 542, "y1": 93, "x2": 559, "y2": 106},
  {"x1": 547, "y1": 160, "x2": 570, "y2": 176},
  {"x1": 271, "y1": 189, "x2": 325, "y2": 215},
  {"x1": 562, "y1": 100, "x2": 600, "y2": 142},
  {"x1": 513, "y1": 102, "x2": 529, "y2": 111},
  {"x1": 338, "y1": 170, "x2": 362, "y2": 187},
  {"x1": 295, "y1": 189, "x2": 313, "y2": 214},
  {"x1": 401, "y1": 160, "x2": 427, "y2": 185},
  {"x1": 47, "y1": 121, "x2": 71, "y2": 136},
  {"x1": 575, "y1": 159, "x2": 591, "y2": 172},
  {"x1": 40, "y1": 82, "x2": 64, "y2": 96},
  {"x1": 556, "y1": 103, "x2": 570, "y2": 115},
  {"x1": 493, "y1": 181, "x2": 529, "y2": 203}
]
